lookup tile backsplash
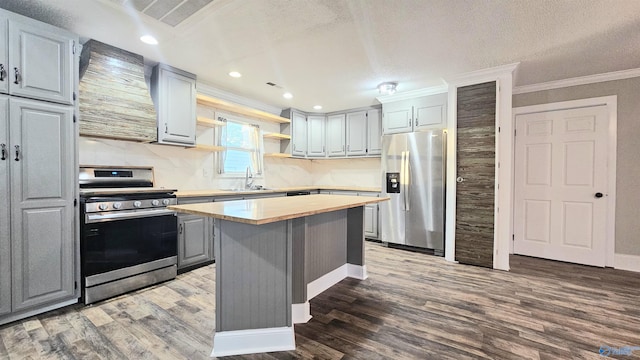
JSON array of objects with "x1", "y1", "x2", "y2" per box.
[{"x1": 79, "y1": 137, "x2": 381, "y2": 190}]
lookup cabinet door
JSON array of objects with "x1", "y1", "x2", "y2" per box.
[
  {"x1": 10, "y1": 98, "x2": 75, "y2": 311},
  {"x1": 0, "y1": 16, "x2": 7, "y2": 95},
  {"x1": 307, "y1": 115, "x2": 326, "y2": 157},
  {"x1": 8, "y1": 20, "x2": 74, "y2": 105},
  {"x1": 291, "y1": 111, "x2": 307, "y2": 156},
  {"x1": 364, "y1": 203, "x2": 379, "y2": 239},
  {"x1": 414, "y1": 93, "x2": 447, "y2": 130},
  {"x1": 346, "y1": 111, "x2": 367, "y2": 155},
  {"x1": 367, "y1": 108, "x2": 382, "y2": 155},
  {"x1": 326, "y1": 114, "x2": 345, "y2": 157},
  {"x1": 382, "y1": 99, "x2": 413, "y2": 134},
  {"x1": 178, "y1": 214, "x2": 212, "y2": 269},
  {"x1": 156, "y1": 65, "x2": 197, "y2": 145},
  {"x1": 0, "y1": 96, "x2": 9, "y2": 315}
]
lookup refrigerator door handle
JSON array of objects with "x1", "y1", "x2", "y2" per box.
[
  {"x1": 400, "y1": 150, "x2": 407, "y2": 211},
  {"x1": 405, "y1": 150, "x2": 410, "y2": 211}
]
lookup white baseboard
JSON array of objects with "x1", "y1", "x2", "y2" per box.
[
  {"x1": 211, "y1": 327, "x2": 295, "y2": 357},
  {"x1": 307, "y1": 264, "x2": 348, "y2": 300},
  {"x1": 347, "y1": 264, "x2": 368, "y2": 280},
  {"x1": 292, "y1": 302, "x2": 311, "y2": 324},
  {"x1": 614, "y1": 253, "x2": 640, "y2": 273}
]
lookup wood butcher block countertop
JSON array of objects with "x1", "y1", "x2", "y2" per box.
[
  {"x1": 175, "y1": 186, "x2": 382, "y2": 198},
  {"x1": 168, "y1": 194, "x2": 388, "y2": 225}
]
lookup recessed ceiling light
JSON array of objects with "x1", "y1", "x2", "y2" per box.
[
  {"x1": 229, "y1": 71, "x2": 242, "y2": 78},
  {"x1": 313, "y1": 105, "x2": 322, "y2": 110},
  {"x1": 283, "y1": 92, "x2": 293, "y2": 99},
  {"x1": 140, "y1": 35, "x2": 158, "y2": 45}
]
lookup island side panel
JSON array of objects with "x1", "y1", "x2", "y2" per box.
[
  {"x1": 215, "y1": 219, "x2": 292, "y2": 331},
  {"x1": 291, "y1": 218, "x2": 307, "y2": 304},
  {"x1": 346, "y1": 206, "x2": 365, "y2": 266},
  {"x1": 305, "y1": 210, "x2": 348, "y2": 283}
]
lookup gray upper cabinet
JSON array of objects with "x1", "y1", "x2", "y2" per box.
[
  {"x1": 382, "y1": 99, "x2": 413, "y2": 134},
  {"x1": 0, "y1": 96, "x2": 9, "y2": 316},
  {"x1": 0, "y1": 15, "x2": 7, "y2": 95},
  {"x1": 367, "y1": 108, "x2": 382, "y2": 155},
  {"x1": 1, "y1": 15, "x2": 74, "y2": 105},
  {"x1": 346, "y1": 111, "x2": 367, "y2": 156},
  {"x1": 151, "y1": 63, "x2": 197, "y2": 146},
  {"x1": 10, "y1": 98, "x2": 75, "y2": 311},
  {"x1": 307, "y1": 115, "x2": 326, "y2": 157},
  {"x1": 382, "y1": 93, "x2": 447, "y2": 134},
  {"x1": 414, "y1": 93, "x2": 447, "y2": 131},
  {"x1": 326, "y1": 114, "x2": 345, "y2": 157},
  {"x1": 291, "y1": 111, "x2": 307, "y2": 157}
]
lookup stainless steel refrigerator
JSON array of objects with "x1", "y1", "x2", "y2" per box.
[{"x1": 381, "y1": 130, "x2": 446, "y2": 255}]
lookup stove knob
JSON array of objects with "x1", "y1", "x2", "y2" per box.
[
  {"x1": 112, "y1": 202, "x2": 122, "y2": 209},
  {"x1": 162, "y1": 199, "x2": 170, "y2": 206},
  {"x1": 133, "y1": 201, "x2": 142, "y2": 208},
  {"x1": 151, "y1": 200, "x2": 160, "y2": 206},
  {"x1": 98, "y1": 204, "x2": 108, "y2": 211}
]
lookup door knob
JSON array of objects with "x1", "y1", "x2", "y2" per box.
[
  {"x1": 595, "y1": 192, "x2": 604, "y2": 198},
  {"x1": 456, "y1": 176, "x2": 464, "y2": 183}
]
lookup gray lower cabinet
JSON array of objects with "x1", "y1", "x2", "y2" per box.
[
  {"x1": 0, "y1": 97, "x2": 9, "y2": 316},
  {"x1": 0, "y1": 96, "x2": 76, "y2": 318},
  {"x1": 364, "y1": 203, "x2": 379, "y2": 238},
  {"x1": 177, "y1": 197, "x2": 215, "y2": 270},
  {"x1": 178, "y1": 214, "x2": 213, "y2": 269}
]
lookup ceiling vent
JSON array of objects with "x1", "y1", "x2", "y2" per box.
[{"x1": 108, "y1": 0, "x2": 214, "y2": 27}]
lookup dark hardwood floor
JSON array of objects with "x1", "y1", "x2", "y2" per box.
[{"x1": 2, "y1": 242, "x2": 640, "y2": 359}]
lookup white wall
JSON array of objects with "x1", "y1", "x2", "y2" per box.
[{"x1": 78, "y1": 137, "x2": 381, "y2": 190}]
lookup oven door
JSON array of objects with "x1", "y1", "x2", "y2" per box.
[{"x1": 81, "y1": 211, "x2": 178, "y2": 278}]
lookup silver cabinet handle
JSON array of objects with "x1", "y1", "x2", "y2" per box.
[
  {"x1": 164, "y1": 123, "x2": 168, "y2": 134},
  {"x1": 13, "y1": 67, "x2": 19, "y2": 85},
  {"x1": 179, "y1": 223, "x2": 183, "y2": 234},
  {"x1": 0, "y1": 64, "x2": 5, "y2": 81},
  {"x1": 456, "y1": 176, "x2": 464, "y2": 183},
  {"x1": 0, "y1": 144, "x2": 5, "y2": 160},
  {"x1": 14, "y1": 145, "x2": 20, "y2": 161}
]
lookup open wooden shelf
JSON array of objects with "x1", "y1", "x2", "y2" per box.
[
  {"x1": 263, "y1": 132, "x2": 292, "y2": 140},
  {"x1": 190, "y1": 144, "x2": 224, "y2": 152},
  {"x1": 197, "y1": 94, "x2": 290, "y2": 124},
  {"x1": 197, "y1": 116, "x2": 226, "y2": 127},
  {"x1": 264, "y1": 153, "x2": 292, "y2": 158}
]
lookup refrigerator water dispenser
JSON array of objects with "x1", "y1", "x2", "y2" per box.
[{"x1": 386, "y1": 172, "x2": 400, "y2": 193}]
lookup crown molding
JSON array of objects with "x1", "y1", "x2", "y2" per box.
[
  {"x1": 512, "y1": 67, "x2": 640, "y2": 94},
  {"x1": 444, "y1": 63, "x2": 520, "y2": 87},
  {"x1": 197, "y1": 82, "x2": 283, "y2": 115},
  {"x1": 376, "y1": 84, "x2": 448, "y2": 104}
]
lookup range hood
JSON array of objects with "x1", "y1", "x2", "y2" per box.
[{"x1": 79, "y1": 39, "x2": 157, "y2": 142}]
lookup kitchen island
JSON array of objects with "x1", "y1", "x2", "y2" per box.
[{"x1": 168, "y1": 194, "x2": 387, "y2": 357}]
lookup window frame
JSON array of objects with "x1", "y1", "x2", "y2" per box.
[{"x1": 215, "y1": 113, "x2": 264, "y2": 178}]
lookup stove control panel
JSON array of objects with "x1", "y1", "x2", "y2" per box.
[{"x1": 84, "y1": 197, "x2": 177, "y2": 213}]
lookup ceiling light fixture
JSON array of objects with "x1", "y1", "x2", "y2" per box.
[
  {"x1": 377, "y1": 82, "x2": 398, "y2": 95},
  {"x1": 229, "y1": 71, "x2": 242, "y2": 78},
  {"x1": 283, "y1": 92, "x2": 293, "y2": 99},
  {"x1": 140, "y1": 35, "x2": 158, "y2": 45},
  {"x1": 313, "y1": 105, "x2": 322, "y2": 110}
]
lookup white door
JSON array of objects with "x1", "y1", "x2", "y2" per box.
[{"x1": 513, "y1": 105, "x2": 609, "y2": 266}]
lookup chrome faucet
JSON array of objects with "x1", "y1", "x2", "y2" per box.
[{"x1": 245, "y1": 166, "x2": 254, "y2": 189}]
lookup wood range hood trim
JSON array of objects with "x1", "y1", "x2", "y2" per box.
[{"x1": 78, "y1": 39, "x2": 157, "y2": 142}]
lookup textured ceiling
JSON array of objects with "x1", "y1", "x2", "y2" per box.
[{"x1": 1, "y1": 0, "x2": 639, "y2": 112}]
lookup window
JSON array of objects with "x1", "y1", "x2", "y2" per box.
[{"x1": 217, "y1": 115, "x2": 263, "y2": 176}]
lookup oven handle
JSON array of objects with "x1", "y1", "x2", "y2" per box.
[{"x1": 85, "y1": 209, "x2": 176, "y2": 223}]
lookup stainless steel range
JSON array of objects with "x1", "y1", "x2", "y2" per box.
[{"x1": 79, "y1": 166, "x2": 178, "y2": 304}]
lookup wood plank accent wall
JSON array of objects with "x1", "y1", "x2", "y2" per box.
[
  {"x1": 78, "y1": 40, "x2": 157, "y2": 142},
  {"x1": 455, "y1": 81, "x2": 496, "y2": 268}
]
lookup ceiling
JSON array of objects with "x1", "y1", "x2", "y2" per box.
[{"x1": 2, "y1": 0, "x2": 639, "y2": 113}]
